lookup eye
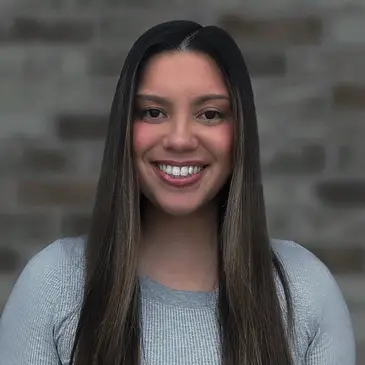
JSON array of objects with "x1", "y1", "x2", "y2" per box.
[
  {"x1": 142, "y1": 108, "x2": 166, "y2": 118},
  {"x1": 198, "y1": 110, "x2": 224, "y2": 122}
]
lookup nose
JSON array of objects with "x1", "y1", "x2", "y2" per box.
[{"x1": 162, "y1": 117, "x2": 198, "y2": 152}]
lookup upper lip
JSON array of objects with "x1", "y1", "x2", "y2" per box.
[{"x1": 153, "y1": 160, "x2": 207, "y2": 166}]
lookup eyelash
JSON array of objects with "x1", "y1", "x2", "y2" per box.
[
  {"x1": 139, "y1": 108, "x2": 166, "y2": 119},
  {"x1": 137, "y1": 108, "x2": 225, "y2": 122}
]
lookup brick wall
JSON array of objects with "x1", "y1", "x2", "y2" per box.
[{"x1": 0, "y1": 0, "x2": 364, "y2": 361}]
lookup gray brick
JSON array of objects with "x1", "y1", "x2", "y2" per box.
[
  {"x1": 101, "y1": 0, "x2": 177, "y2": 6},
  {"x1": 17, "y1": 179, "x2": 96, "y2": 207},
  {"x1": 56, "y1": 113, "x2": 108, "y2": 141},
  {"x1": 309, "y1": 246, "x2": 364, "y2": 274},
  {"x1": 23, "y1": 47, "x2": 62, "y2": 78},
  {"x1": 326, "y1": 115, "x2": 365, "y2": 174},
  {"x1": 0, "y1": 138, "x2": 70, "y2": 176},
  {"x1": 338, "y1": 145, "x2": 352, "y2": 171},
  {"x1": 70, "y1": 0, "x2": 98, "y2": 7},
  {"x1": 243, "y1": 51, "x2": 286, "y2": 76},
  {"x1": 333, "y1": 214, "x2": 365, "y2": 246},
  {"x1": 0, "y1": 213, "x2": 56, "y2": 243},
  {"x1": 0, "y1": 111, "x2": 50, "y2": 137},
  {"x1": 333, "y1": 83, "x2": 365, "y2": 110},
  {"x1": 336, "y1": 275, "x2": 365, "y2": 307},
  {"x1": 357, "y1": 344, "x2": 365, "y2": 365},
  {"x1": 0, "y1": 139, "x2": 24, "y2": 176},
  {"x1": 98, "y1": 11, "x2": 189, "y2": 42},
  {"x1": 328, "y1": 13, "x2": 365, "y2": 45},
  {"x1": 43, "y1": 78, "x2": 115, "y2": 112},
  {"x1": 88, "y1": 46, "x2": 127, "y2": 76},
  {"x1": 327, "y1": 48, "x2": 365, "y2": 83},
  {"x1": 0, "y1": 180, "x2": 17, "y2": 210},
  {"x1": 22, "y1": 146, "x2": 68, "y2": 173},
  {"x1": 27, "y1": 46, "x2": 88, "y2": 78},
  {"x1": 0, "y1": 78, "x2": 61, "y2": 112},
  {"x1": 263, "y1": 178, "x2": 316, "y2": 207},
  {"x1": 253, "y1": 79, "x2": 330, "y2": 119},
  {"x1": 0, "y1": 17, "x2": 95, "y2": 43},
  {"x1": 336, "y1": 140, "x2": 365, "y2": 175},
  {"x1": 266, "y1": 203, "x2": 365, "y2": 245},
  {"x1": 265, "y1": 143, "x2": 326, "y2": 175},
  {"x1": 67, "y1": 141, "x2": 104, "y2": 175},
  {"x1": 61, "y1": 212, "x2": 91, "y2": 236},
  {"x1": 0, "y1": 246, "x2": 22, "y2": 274},
  {"x1": 0, "y1": 46, "x2": 27, "y2": 77},
  {"x1": 59, "y1": 47, "x2": 89, "y2": 77},
  {"x1": 315, "y1": 180, "x2": 365, "y2": 208},
  {"x1": 20, "y1": 0, "x2": 70, "y2": 10},
  {"x1": 314, "y1": 0, "x2": 365, "y2": 7},
  {"x1": 0, "y1": 45, "x2": 88, "y2": 78},
  {"x1": 285, "y1": 47, "x2": 343, "y2": 78},
  {"x1": 217, "y1": 14, "x2": 323, "y2": 45},
  {"x1": 351, "y1": 309, "x2": 365, "y2": 343},
  {"x1": 0, "y1": 274, "x2": 19, "y2": 314}
]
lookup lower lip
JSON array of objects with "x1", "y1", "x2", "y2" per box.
[{"x1": 153, "y1": 165, "x2": 205, "y2": 187}]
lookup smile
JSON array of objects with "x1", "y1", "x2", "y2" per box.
[
  {"x1": 157, "y1": 164, "x2": 203, "y2": 178},
  {"x1": 152, "y1": 162, "x2": 207, "y2": 188}
]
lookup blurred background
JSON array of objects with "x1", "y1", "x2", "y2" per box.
[{"x1": 0, "y1": 0, "x2": 364, "y2": 362}]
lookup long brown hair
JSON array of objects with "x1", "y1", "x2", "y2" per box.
[{"x1": 70, "y1": 20, "x2": 295, "y2": 365}]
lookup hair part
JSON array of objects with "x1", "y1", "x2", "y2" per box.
[
  {"x1": 176, "y1": 30, "x2": 199, "y2": 51},
  {"x1": 69, "y1": 20, "x2": 295, "y2": 365}
]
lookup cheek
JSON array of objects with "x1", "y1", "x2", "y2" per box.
[
  {"x1": 209, "y1": 122, "x2": 234, "y2": 160},
  {"x1": 133, "y1": 122, "x2": 155, "y2": 155}
]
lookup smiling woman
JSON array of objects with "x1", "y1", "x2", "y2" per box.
[
  {"x1": 0, "y1": 20, "x2": 356, "y2": 365},
  {"x1": 133, "y1": 51, "x2": 233, "y2": 216}
]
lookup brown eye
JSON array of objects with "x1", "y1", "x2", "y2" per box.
[
  {"x1": 198, "y1": 110, "x2": 224, "y2": 122},
  {"x1": 145, "y1": 108, "x2": 163, "y2": 118},
  {"x1": 204, "y1": 111, "x2": 220, "y2": 120},
  {"x1": 138, "y1": 108, "x2": 167, "y2": 120}
]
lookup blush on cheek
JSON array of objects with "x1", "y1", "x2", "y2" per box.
[
  {"x1": 133, "y1": 121, "x2": 152, "y2": 153},
  {"x1": 213, "y1": 122, "x2": 234, "y2": 152}
]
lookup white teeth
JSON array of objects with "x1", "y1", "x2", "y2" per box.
[
  {"x1": 172, "y1": 166, "x2": 180, "y2": 176},
  {"x1": 180, "y1": 166, "x2": 189, "y2": 176},
  {"x1": 157, "y1": 164, "x2": 203, "y2": 177}
]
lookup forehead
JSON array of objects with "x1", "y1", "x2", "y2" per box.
[{"x1": 137, "y1": 51, "x2": 228, "y2": 96}]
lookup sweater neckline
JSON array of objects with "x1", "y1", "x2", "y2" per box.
[{"x1": 138, "y1": 274, "x2": 218, "y2": 309}]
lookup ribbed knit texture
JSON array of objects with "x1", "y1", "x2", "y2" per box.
[{"x1": 0, "y1": 237, "x2": 356, "y2": 364}]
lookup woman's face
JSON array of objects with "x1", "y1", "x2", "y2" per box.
[{"x1": 133, "y1": 51, "x2": 233, "y2": 216}]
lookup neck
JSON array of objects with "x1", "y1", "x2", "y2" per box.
[{"x1": 139, "y1": 200, "x2": 219, "y2": 292}]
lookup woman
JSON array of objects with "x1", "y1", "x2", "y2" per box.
[{"x1": 0, "y1": 20, "x2": 355, "y2": 365}]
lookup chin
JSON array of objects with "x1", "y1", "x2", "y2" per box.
[
  {"x1": 149, "y1": 194, "x2": 206, "y2": 216},
  {"x1": 157, "y1": 203, "x2": 202, "y2": 217}
]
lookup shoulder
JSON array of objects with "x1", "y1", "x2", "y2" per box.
[
  {"x1": 270, "y1": 238, "x2": 342, "y2": 305},
  {"x1": 25, "y1": 236, "x2": 85, "y2": 288},
  {"x1": 271, "y1": 238, "x2": 334, "y2": 282},
  {"x1": 5, "y1": 236, "x2": 86, "y2": 313},
  {"x1": 23, "y1": 236, "x2": 86, "y2": 349},
  {"x1": 271, "y1": 238, "x2": 327, "y2": 275},
  {"x1": 32, "y1": 236, "x2": 86, "y2": 306},
  {"x1": 0, "y1": 237, "x2": 86, "y2": 363},
  {"x1": 270, "y1": 239, "x2": 353, "y2": 345}
]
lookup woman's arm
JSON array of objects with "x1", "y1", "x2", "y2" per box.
[
  {"x1": 305, "y1": 266, "x2": 356, "y2": 364},
  {"x1": 0, "y1": 244, "x2": 62, "y2": 364}
]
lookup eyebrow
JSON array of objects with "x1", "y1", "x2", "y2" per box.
[{"x1": 136, "y1": 93, "x2": 230, "y2": 107}]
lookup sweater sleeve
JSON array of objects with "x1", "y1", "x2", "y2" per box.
[
  {"x1": 0, "y1": 242, "x2": 62, "y2": 365},
  {"x1": 272, "y1": 239, "x2": 356, "y2": 364},
  {"x1": 305, "y1": 265, "x2": 356, "y2": 365}
]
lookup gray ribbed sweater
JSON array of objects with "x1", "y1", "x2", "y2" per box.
[{"x1": 0, "y1": 237, "x2": 356, "y2": 364}]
